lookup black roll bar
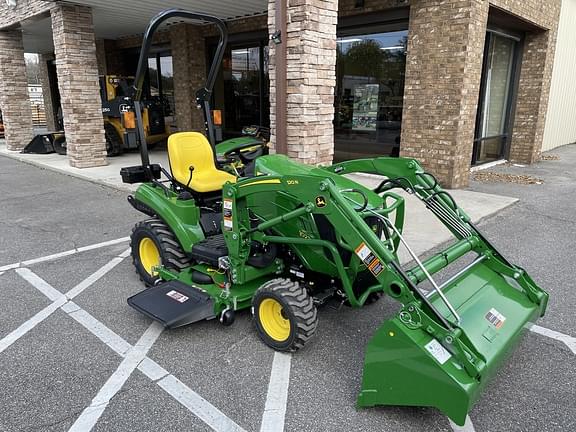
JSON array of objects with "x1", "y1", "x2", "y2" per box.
[{"x1": 132, "y1": 8, "x2": 228, "y2": 170}]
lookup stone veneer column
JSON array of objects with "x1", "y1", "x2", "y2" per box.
[
  {"x1": 509, "y1": 25, "x2": 560, "y2": 163},
  {"x1": 401, "y1": 0, "x2": 489, "y2": 188},
  {"x1": 170, "y1": 24, "x2": 207, "y2": 132},
  {"x1": 268, "y1": 0, "x2": 338, "y2": 164},
  {"x1": 51, "y1": 4, "x2": 107, "y2": 168},
  {"x1": 38, "y1": 54, "x2": 58, "y2": 131},
  {"x1": 0, "y1": 30, "x2": 34, "y2": 150}
]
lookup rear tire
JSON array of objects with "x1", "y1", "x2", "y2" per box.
[
  {"x1": 53, "y1": 136, "x2": 67, "y2": 155},
  {"x1": 131, "y1": 218, "x2": 191, "y2": 286},
  {"x1": 252, "y1": 278, "x2": 318, "y2": 352},
  {"x1": 105, "y1": 123, "x2": 123, "y2": 156}
]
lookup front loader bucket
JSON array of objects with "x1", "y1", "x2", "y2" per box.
[
  {"x1": 21, "y1": 133, "x2": 56, "y2": 154},
  {"x1": 358, "y1": 260, "x2": 548, "y2": 426}
]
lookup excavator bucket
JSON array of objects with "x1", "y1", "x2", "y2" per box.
[{"x1": 358, "y1": 256, "x2": 548, "y2": 426}]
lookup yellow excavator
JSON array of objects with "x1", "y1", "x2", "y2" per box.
[{"x1": 22, "y1": 75, "x2": 171, "y2": 156}]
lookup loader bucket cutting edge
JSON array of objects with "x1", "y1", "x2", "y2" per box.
[{"x1": 357, "y1": 260, "x2": 548, "y2": 426}]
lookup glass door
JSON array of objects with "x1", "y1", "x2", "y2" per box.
[
  {"x1": 334, "y1": 29, "x2": 408, "y2": 162},
  {"x1": 473, "y1": 32, "x2": 519, "y2": 165},
  {"x1": 211, "y1": 41, "x2": 270, "y2": 139}
]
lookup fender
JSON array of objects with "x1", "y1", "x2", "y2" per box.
[{"x1": 133, "y1": 183, "x2": 204, "y2": 252}]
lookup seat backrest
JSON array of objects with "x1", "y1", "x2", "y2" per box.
[{"x1": 168, "y1": 132, "x2": 216, "y2": 186}]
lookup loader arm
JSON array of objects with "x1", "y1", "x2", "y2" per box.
[
  {"x1": 222, "y1": 173, "x2": 487, "y2": 378},
  {"x1": 225, "y1": 156, "x2": 549, "y2": 425}
]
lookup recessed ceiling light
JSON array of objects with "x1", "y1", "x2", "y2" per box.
[{"x1": 337, "y1": 38, "x2": 363, "y2": 44}]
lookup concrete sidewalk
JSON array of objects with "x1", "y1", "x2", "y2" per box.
[
  {"x1": 0, "y1": 139, "x2": 148, "y2": 192},
  {"x1": 0, "y1": 138, "x2": 517, "y2": 262}
]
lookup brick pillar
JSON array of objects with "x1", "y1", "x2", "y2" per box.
[
  {"x1": 38, "y1": 54, "x2": 58, "y2": 131},
  {"x1": 0, "y1": 30, "x2": 34, "y2": 150},
  {"x1": 509, "y1": 26, "x2": 560, "y2": 163},
  {"x1": 170, "y1": 24, "x2": 206, "y2": 132},
  {"x1": 51, "y1": 4, "x2": 107, "y2": 168},
  {"x1": 268, "y1": 0, "x2": 338, "y2": 165},
  {"x1": 267, "y1": 1, "x2": 278, "y2": 153},
  {"x1": 401, "y1": 0, "x2": 489, "y2": 188}
]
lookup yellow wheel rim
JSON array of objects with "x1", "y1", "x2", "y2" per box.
[
  {"x1": 259, "y1": 298, "x2": 290, "y2": 342},
  {"x1": 139, "y1": 237, "x2": 160, "y2": 275}
]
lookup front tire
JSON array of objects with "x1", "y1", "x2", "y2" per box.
[
  {"x1": 252, "y1": 279, "x2": 318, "y2": 352},
  {"x1": 130, "y1": 218, "x2": 191, "y2": 286},
  {"x1": 105, "y1": 123, "x2": 123, "y2": 156}
]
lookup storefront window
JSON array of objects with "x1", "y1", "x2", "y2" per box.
[
  {"x1": 473, "y1": 32, "x2": 519, "y2": 165},
  {"x1": 212, "y1": 42, "x2": 270, "y2": 139},
  {"x1": 334, "y1": 30, "x2": 408, "y2": 161},
  {"x1": 147, "y1": 53, "x2": 174, "y2": 119}
]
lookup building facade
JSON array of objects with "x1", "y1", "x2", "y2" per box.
[
  {"x1": 543, "y1": 0, "x2": 576, "y2": 151},
  {"x1": 0, "y1": 0, "x2": 564, "y2": 187}
]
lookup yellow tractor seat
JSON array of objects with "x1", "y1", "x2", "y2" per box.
[{"x1": 167, "y1": 132, "x2": 236, "y2": 193}]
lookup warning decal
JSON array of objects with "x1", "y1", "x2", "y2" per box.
[
  {"x1": 166, "y1": 290, "x2": 189, "y2": 303},
  {"x1": 485, "y1": 308, "x2": 506, "y2": 329},
  {"x1": 223, "y1": 199, "x2": 233, "y2": 230},
  {"x1": 355, "y1": 242, "x2": 372, "y2": 261},
  {"x1": 368, "y1": 259, "x2": 384, "y2": 277},
  {"x1": 355, "y1": 242, "x2": 384, "y2": 277},
  {"x1": 424, "y1": 339, "x2": 452, "y2": 365}
]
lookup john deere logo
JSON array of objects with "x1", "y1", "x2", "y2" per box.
[{"x1": 315, "y1": 196, "x2": 326, "y2": 207}]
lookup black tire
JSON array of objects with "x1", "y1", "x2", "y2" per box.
[
  {"x1": 364, "y1": 291, "x2": 384, "y2": 305},
  {"x1": 53, "y1": 136, "x2": 67, "y2": 155},
  {"x1": 346, "y1": 270, "x2": 384, "y2": 306},
  {"x1": 252, "y1": 278, "x2": 318, "y2": 352},
  {"x1": 104, "y1": 122, "x2": 123, "y2": 157},
  {"x1": 130, "y1": 218, "x2": 191, "y2": 286},
  {"x1": 344, "y1": 290, "x2": 383, "y2": 306}
]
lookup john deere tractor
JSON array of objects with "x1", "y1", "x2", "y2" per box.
[{"x1": 121, "y1": 9, "x2": 549, "y2": 426}]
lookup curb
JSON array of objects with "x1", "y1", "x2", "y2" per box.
[
  {"x1": 0, "y1": 149, "x2": 135, "y2": 193},
  {"x1": 0, "y1": 146, "x2": 518, "y2": 228}
]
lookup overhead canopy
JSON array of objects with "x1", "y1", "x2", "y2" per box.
[{"x1": 21, "y1": 0, "x2": 268, "y2": 53}]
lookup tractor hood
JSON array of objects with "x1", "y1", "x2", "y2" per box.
[{"x1": 255, "y1": 154, "x2": 382, "y2": 209}]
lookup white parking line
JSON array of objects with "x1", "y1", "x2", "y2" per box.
[
  {"x1": 16, "y1": 268, "x2": 65, "y2": 301},
  {"x1": 449, "y1": 415, "x2": 476, "y2": 432},
  {"x1": 65, "y1": 303, "x2": 132, "y2": 356},
  {"x1": 157, "y1": 374, "x2": 247, "y2": 432},
  {"x1": 528, "y1": 324, "x2": 576, "y2": 354},
  {"x1": 260, "y1": 352, "x2": 292, "y2": 432},
  {"x1": 9, "y1": 268, "x2": 247, "y2": 432},
  {"x1": 68, "y1": 322, "x2": 164, "y2": 432},
  {"x1": 0, "y1": 298, "x2": 67, "y2": 354},
  {"x1": 68, "y1": 306, "x2": 247, "y2": 432},
  {"x1": 0, "y1": 250, "x2": 129, "y2": 354},
  {"x1": 0, "y1": 237, "x2": 129, "y2": 272}
]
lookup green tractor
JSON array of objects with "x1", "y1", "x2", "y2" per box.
[{"x1": 121, "y1": 9, "x2": 549, "y2": 426}]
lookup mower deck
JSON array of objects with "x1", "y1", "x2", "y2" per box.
[{"x1": 127, "y1": 280, "x2": 215, "y2": 328}]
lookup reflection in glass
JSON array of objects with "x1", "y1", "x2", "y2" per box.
[
  {"x1": 481, "y1": 36, "x2": 514, "y2": 138},
  {"x1": 214, "y1": 44, "x2": 270, "y2": 138},
  {"x1": 474, "y1": 33, "x2": 517, "y2": 164},
  {"x1": 147, "y1": 54, "x2": 174, "y2": 126},
  {"x1": 334, "y1": 30, "x2": 408, "y2": 162}
]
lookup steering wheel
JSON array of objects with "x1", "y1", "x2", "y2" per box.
[{"x1": 225, "y1": 147, "x2": 259, "y2": 164}]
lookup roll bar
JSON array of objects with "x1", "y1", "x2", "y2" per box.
[{"x1": 132, "y1": 9, "x2": 228, "y2": 168}]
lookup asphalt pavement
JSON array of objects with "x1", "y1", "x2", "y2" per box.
[{"x1": 0, "y1": 149, "x2": 574, "y2": 432}]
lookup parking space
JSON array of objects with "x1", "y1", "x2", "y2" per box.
[{"x1": 0, "y1": 153, "x2": 575, "y2": 432}]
